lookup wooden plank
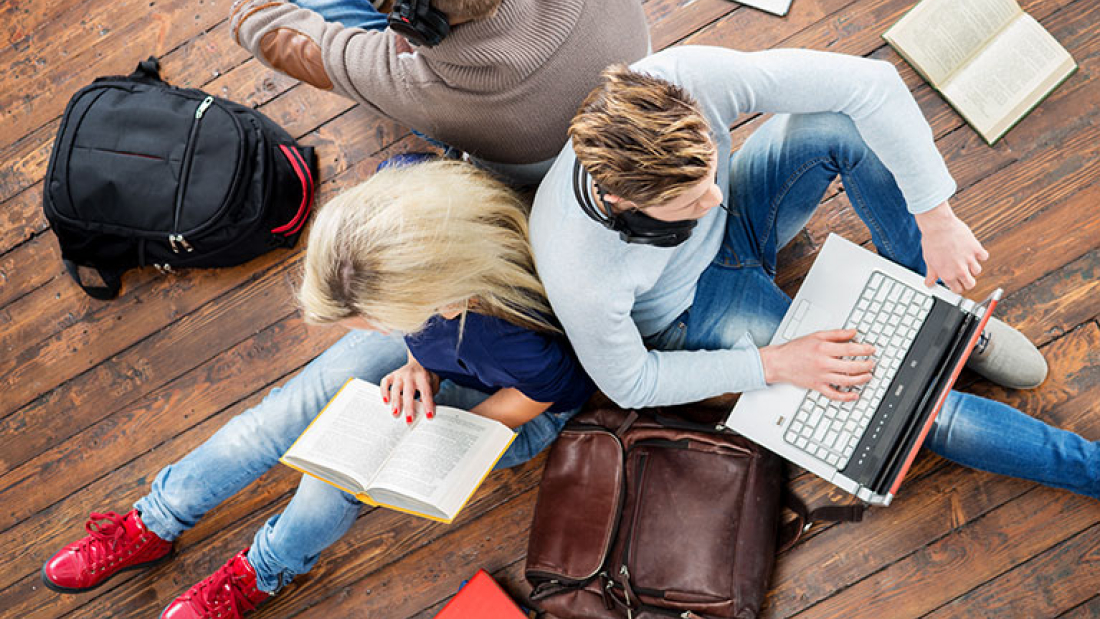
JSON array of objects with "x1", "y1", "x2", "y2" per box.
[
  {"x1": 645, "y1": 0, "x2": 741, "y2": 51},
  {"x1": 271, "y1": 487, "x2": 540, "y2": 618},
  {"x1": 789, "y1": 0, "x2": 1100, "y2": 254},
  {"x1": 0, "y1": 0, "x2": 236, "y2": 152},
  {"x1": 0, "y1": 298, "x2": 335, "y2": 531},
  {"x1": 997, "y1": 247, "x2": 1100, "y2": 348},
  {"x1": 0, "y1": 184, "x2": 44, "y2": 258},
  {"x1": 1058, "y1": 595, "x2": 1100, "y2": 618},
  {"x1": 0, "y1": 241, "x2": 302, "y2": 421},
  {"x1": 924, "y1": 524, "x2": 1100, "y2": 619},
  {"x1": 786, "y1": 488, "x2": 1100, "y2": 619},
  {"x1": 0, "y1": 233, "x2": 62, "y2": 309}
]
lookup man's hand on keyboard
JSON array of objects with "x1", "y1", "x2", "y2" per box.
[
  {"x1": 760, "y1": 329, "x2": 876, "y2": 401},
  {"x1": 914, "y1": 201, "x2": 989, "y2": 293}
]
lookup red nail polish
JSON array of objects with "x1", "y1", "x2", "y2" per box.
[
  {"x1": 382, "y1": 396, "x2": 388, "y2": 403},
  {"x1": 406, "y1": 414, "x2": 413, "y2": 424},
  {"x1": 427, "y1": 410, "x2": 435, "y2": 419}
]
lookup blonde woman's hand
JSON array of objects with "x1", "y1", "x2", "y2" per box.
[{"x1": 379, "y1": 354, "x2": 440, "y2": 424}]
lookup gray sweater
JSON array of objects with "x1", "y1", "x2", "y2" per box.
[
  {"x1": 531, "y1": 46, "x2": 957, "y2": 408},
  {"x1": 232, "y1": 0, "x2": 649, "y2": 183}
]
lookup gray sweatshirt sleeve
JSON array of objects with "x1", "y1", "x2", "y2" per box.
[{"x1": 637, "y1": 46, "x2": 957, "y2": 214}]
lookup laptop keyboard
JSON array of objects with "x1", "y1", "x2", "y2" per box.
[{"x1": 783, "y1": 271, "x2": 933, "y2": 469}]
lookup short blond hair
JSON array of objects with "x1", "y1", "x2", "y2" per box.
[
  {"x1": 434, "y1": 0, "x2": 501, "y2": 21},
  {"x1": 569, "y1": 64, "x2": 715, "y2": 207},
  {"x1": 299, "y1": 160, "x2": 556, "y2": 334}
]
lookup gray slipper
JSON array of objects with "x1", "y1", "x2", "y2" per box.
[{"x1": 965, "y1": 317, "x2": 1048, "y2": 389}]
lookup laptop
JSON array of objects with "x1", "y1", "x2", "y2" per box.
[{"x1": 726, "y1": 234, "x2": 1000, "y2": 506}]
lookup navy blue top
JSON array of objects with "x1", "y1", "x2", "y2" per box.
[{"x1": 404, "y1": 312, "x2": 596, "y2": 412}]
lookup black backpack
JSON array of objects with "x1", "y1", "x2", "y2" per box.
[{"x1": 43, "y1": 57, "x2": 317, "y2": 299}]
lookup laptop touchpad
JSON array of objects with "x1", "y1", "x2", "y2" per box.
[{"x1": 781, "y1": 299, "x2": 835, "y2": 342}]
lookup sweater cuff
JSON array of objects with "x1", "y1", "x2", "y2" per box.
[
  {"x1": 905, "y1": 176, "x2": 958, "y2": 215},
  {"x1": 728, "y1": 332, "x2": 769, "y2": 393}
]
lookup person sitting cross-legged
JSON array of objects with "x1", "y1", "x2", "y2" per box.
[
  {"x1": 40, "y1": 160, "x2": 595, "y2": 618},
  {"x1": 229, "y1": 0, "x2": 650, "y2": 185},
  {"x1": 528, "y1": 47, "x2": 1100, "y2": 500}
]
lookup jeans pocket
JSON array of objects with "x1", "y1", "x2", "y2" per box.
[{"x1": 644, "y1": 310, "x2": 690, "y2": 351}]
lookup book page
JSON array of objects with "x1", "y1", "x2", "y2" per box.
[
  {"x1": 884, "y1": 0, "x2": 1020, "y2": 85},
  {"x1": 368, "y1": 407, "x2": 514, "y2": 520},
  {"x1": 736, "y1": 0, "x2": 791, "y2": 17},
  {"x1": 942, "y1": 14, "x2": 1075, "y2": 141},
  {"x1": 282, "y1": 379, "x2": 412, "y2": 492}
]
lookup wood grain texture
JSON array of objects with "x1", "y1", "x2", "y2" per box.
[{"x1": 1, "y1": 0, "x2": 1097, "y2": 617}]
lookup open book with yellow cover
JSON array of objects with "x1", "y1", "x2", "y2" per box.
[
  {"x1": 281, "y1": 378, "x2": 515, "y2": 524},
  {"x1": 883, "y1": 0, "x2": 1076, "y2": 145}
]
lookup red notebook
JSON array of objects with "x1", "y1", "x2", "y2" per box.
[{"x1": 435, "y1": 569, "x2": 527, "y2": 619}]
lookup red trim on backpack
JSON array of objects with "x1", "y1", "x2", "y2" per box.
[{"x1": 272, "y1": 145, "x2": 314, "y2": 235}]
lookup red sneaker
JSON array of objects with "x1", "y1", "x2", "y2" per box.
[
  {"x1": 161, "y1": 549, "x2": 271, "y2": 619},
  {"x1": 41, "y1": 509, "x2": 173, "y2": 593}
]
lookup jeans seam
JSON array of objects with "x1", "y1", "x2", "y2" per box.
[
  {"x1": 762, "y1": 156, "x2": 833, "y2": 266},
  {"x1": 839, "y1": 159, "x2": 897, "y2": 259}
]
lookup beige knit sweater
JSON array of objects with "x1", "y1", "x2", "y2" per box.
[{"x1": 232, "y1": 0, "x2": 649, "y2": 177}]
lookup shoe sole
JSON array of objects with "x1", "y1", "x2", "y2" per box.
[{"x1": 40, "y1": 550, "x2": 174, "y2": 594}]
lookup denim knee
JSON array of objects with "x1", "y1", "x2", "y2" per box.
[{"x1": 783, "y1": 113, "x2": 870, "y2": 173}]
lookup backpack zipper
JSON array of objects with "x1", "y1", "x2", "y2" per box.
[{"x1": 169, "y1": 95, "x2": 214, "y2": 253}]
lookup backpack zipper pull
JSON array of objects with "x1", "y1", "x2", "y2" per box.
[
  {"x1": 177, "y1": 235, "x2": 194, "y2": 252},
  {"x1": 168, "y1": 234, "x2": 179, "y2": 253},
  {"x1": 194, "y1": 96, "x2": 214, "y2": 119}
]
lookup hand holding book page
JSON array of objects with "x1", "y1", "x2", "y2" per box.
[
  {"x1": 883, "y1": 0, "x2": 1076, "y2": 144},
  {"x1": 281, "y1": 378, "x2": 516, "y2": 523}
]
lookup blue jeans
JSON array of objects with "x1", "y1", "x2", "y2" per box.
[
  {"x1": 135, "y1": 330, "x2": 578, "y2": 592},
  {"x1": 292, "y1": 0, "x2": 389, "y2": 30},
  {"x1": 646, "y1": 112, "x2": 1100, "y2": 499}
]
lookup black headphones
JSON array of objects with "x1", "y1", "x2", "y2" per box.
[
  {"x1": 572, "y1": 160, "x2": 704, "y2": 248},
  {"x1": 388, "y1": 0, "x2": 451, "y2": 47}
]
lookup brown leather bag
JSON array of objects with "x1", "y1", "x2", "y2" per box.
[{"x1": 525, "y1": 406, "x2": 859, "y2": 619}]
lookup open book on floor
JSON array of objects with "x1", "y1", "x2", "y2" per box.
[
  {"x1": 281, "y1": 378, "x2": 515, "y2": 524},
  {"x1": 883, "y1": 0, "x2": 1076, "y2": 145},
  {"x1": 737, "y1": 0, "x2": 792, "y2": 17}
]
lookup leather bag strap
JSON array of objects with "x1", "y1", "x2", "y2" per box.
[{"x1": 779, "y1": 489, "x2": 865, "y2": 552}]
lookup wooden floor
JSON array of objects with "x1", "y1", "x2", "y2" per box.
[{"x1": 3, "y1": 0, "x2": 1100, "y2": 616}]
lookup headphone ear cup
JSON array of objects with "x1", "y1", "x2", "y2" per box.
[
  {"x1": 388, "y1": 0, "x2": 451, "y2": 47},
  {"x1": 418, "y1": 8, "x2": 450, "y2": 44}
]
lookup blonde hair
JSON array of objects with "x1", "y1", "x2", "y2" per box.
[
  {"x1": 434, "y1": 0, "x2": 501, "y2": 21},
  {"x1": 569, "y1": 64, "x2": 715, "y2": 207},
  {"x1": 299, "y1": 160, "x2": 557, "y2": 335}
]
